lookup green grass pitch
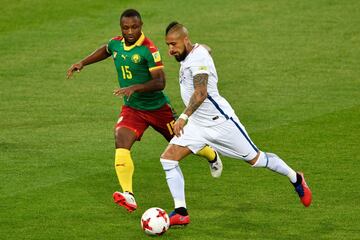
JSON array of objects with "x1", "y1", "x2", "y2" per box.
[{"x1": 1, "y1": 0, "x2": 359, "y2": 239}]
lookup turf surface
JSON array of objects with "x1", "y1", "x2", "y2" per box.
[{"x1": 1, "y1": 0, "x2": 359, "y2": 239}]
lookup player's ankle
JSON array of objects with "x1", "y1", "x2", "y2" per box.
[
  {"x1": 208, "y1": 154, "x2": 217, "y2": 163},
  {"x1": 125, "y1": 191, "x2": 134, "y2": 197},
  {"x1": 175, "y1": 207, "x2": 188, "y2": 216},
  {"x1": 291, "y1": 173, "x2": 302, "y2": 187}
]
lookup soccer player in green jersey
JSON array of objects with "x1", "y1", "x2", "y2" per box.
[{"x1": 67, "y1": 9, "x2": 222, "y2": 212}]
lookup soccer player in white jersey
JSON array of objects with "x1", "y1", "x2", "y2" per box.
[{"x1": 161, "y1": 22, "x2": 312, "y2": 226}]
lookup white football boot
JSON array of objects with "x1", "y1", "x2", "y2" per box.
[
  {"x1": 209, "y1": 151, "x2": 223, "y2": 178},
  {"x1": 113, "y1": 191, "x2": 137, "y2": 212}
]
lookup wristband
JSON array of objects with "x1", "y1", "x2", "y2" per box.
[{"x1": 178, "y1": 113, "x2": 189, "y2": 121}]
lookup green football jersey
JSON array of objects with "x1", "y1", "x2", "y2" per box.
[{"x1": 107, "y1": 33, "x2": 167, "y2": 110}]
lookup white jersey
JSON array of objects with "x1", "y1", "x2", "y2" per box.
[
  {"x1": 179, "y1": 43, "x2": 235, "y2": 126},
  {"x1": 172, "y1": 44, "x2": 259, "y2": 159}
]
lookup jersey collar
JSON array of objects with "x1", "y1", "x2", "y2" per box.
[
  {"x1": 181, "y1": 43, "x2": 199, "y2": 63},
  {"x1": 122, "y1": 32, "x2": 145, "y2": 51}
]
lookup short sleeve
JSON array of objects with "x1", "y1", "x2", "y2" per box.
[
  {"x1": 106, "y1": 36, "x2": 123, "y2": 55},
  {"x1": 106, "y1": 38, "x2": 114, "y2": 55},
  {"x1": 188, "y1": 45, "x2": 211, "y2": 76},
  {"x1": 144, "y1": 46, "x2": 164, "y2": 71},
  {"x1": 189, "y1": 57, "x2": 210, "y2": 77}
]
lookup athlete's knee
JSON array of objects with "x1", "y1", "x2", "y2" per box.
[
  {"x1": 251, "y1": 151, "x2": 281, "y2": 168},
  {"x1": 160, "y1": 158, "x2": 179, "y2": 171},
  {"x1": 160, "y1": 145, "x2": 177, "y2": 160},
  {"x1": 115, "y1": 127, "x2": 137, "y2": 149},
  {"x1": 249, "y1": 151, "x2": 265, "y2": 167},
  {"x1": 160, "y1": 144, "x2": 190, "y2": 161},
  {"x1": 115, "y1": 135, "x2": 129, "y2": 149}
]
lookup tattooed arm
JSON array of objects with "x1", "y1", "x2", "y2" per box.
[
  {"x1": 173, "y1": 73, "x2": 208, "y2": 137},
  {"x1": 184, "y1": 73, "x2": 208, "y2": 116}
]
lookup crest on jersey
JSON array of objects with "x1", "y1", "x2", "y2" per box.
[
  {"x1": 113, "y1": 51, "x2": 118, "y2": 58},
  {"x1": 131, "y1": 54, "x2": 141, "y2": 63},
  {"x1": 152, "y1": 51, "x2": 161, "y2": 62}
]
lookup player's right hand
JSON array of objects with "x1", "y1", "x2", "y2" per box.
[
  {"x1": 66, "y1": 62, "x2": 84, "y2": 79},
  {"x1": 173, "y1": 118, "x2": 186, "y2": 137}
]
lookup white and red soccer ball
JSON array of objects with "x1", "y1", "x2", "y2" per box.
[{"x1": 141, "y1": 207, "x2": 170, "y2": 236}]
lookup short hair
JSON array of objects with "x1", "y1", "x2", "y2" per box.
[
  {"x1": 165, "y1": 21, "x2": 180, "y2": 35},
  {"x1": 120, "y1": 9, "x2": 142, "y2": 21}
]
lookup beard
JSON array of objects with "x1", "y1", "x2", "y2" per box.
[{"x1": 175, "y1": 50, "x2": 187, "y2": 62}]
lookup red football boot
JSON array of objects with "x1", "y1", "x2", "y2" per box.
[
  {"x1": 294, "y1": 172, "x2": 312, "y2": 207},
  {"x1": 169, "y1": 211, "x2": 190, "y2": 226}
]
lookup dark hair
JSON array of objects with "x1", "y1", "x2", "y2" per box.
[
  {"x1": 165, "y1": 21, "x2": 180, "y2": 35},
  {"x1": 120, "y1": 9, "x2": 142, "y2": 20}
]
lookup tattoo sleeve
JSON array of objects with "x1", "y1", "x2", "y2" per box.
[{"x1": 183, "y1": 73, "x2": 208, "y2": 117}]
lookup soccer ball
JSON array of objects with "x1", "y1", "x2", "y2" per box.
[{"x1": 141, "y1": 207, "x2": 170, "y2": 236}]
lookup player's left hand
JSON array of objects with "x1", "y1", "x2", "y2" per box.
[
  {"x1": 113, "y1": 86, "x2": 136, "y2": 100},
  {"x1": 173, "y1": 118, "x2": 186, "y2": 137}
]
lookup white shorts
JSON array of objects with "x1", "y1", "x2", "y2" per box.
[{"x1": 170, "y1": 116, "x2": 259, "y2": 161}]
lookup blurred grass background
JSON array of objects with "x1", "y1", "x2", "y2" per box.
[{"x1": 1, "y1": 0, "x2": 359, "y2": 239}]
